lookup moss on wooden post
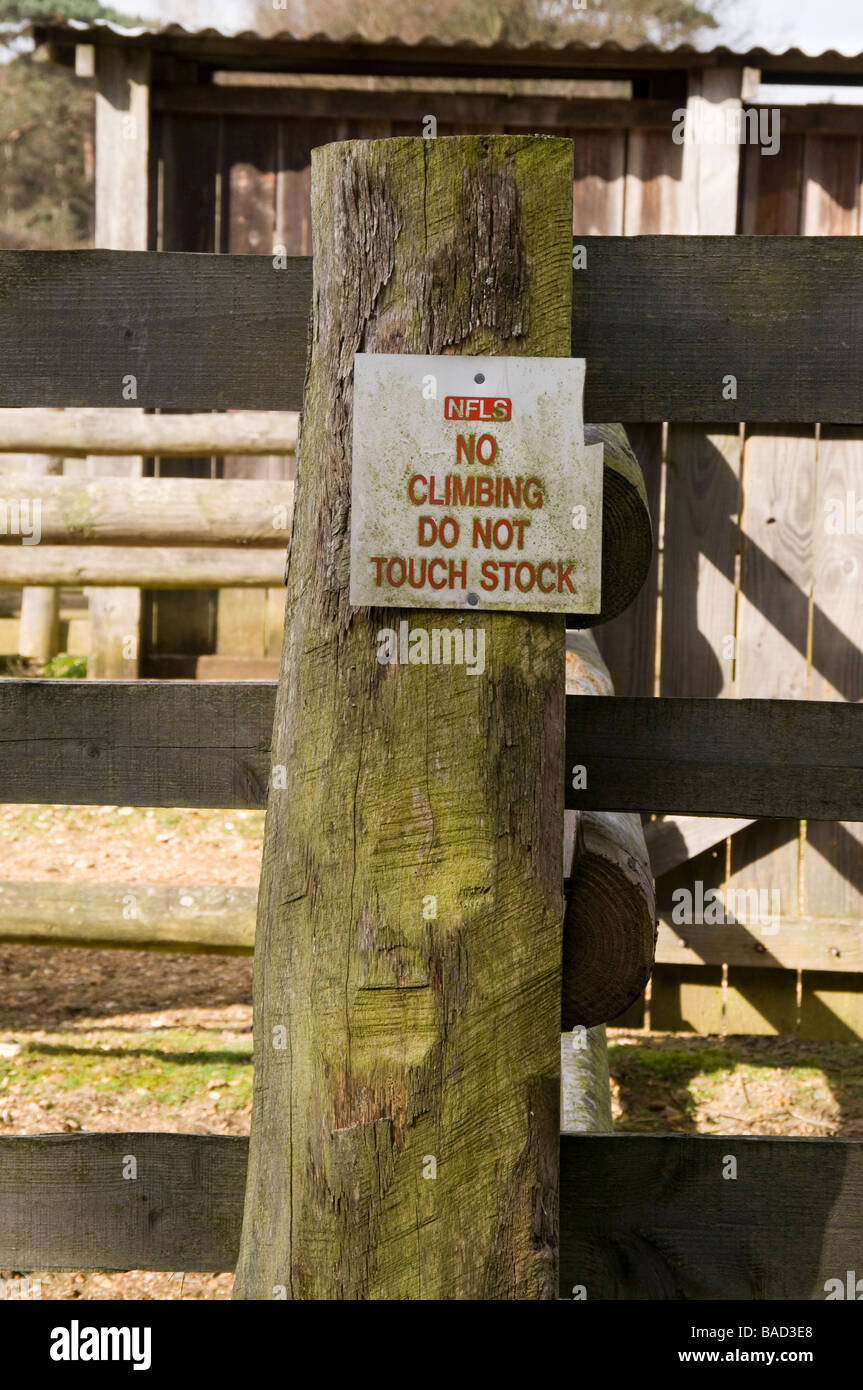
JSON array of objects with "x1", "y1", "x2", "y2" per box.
[{"x1": 233, "y1": 135, "x2": 573, "y2": 1301}]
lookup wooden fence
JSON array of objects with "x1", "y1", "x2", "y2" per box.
[
  {"x1": 1, "y1": 675, "x2": 862, "y2": 1296},
  {"x1": 0, "y1": 413, "x2": 297, "y2": 677},
  {"x1": 3, "y1": 1131, "x2": 862, "y2": 1299},
  {"x1": 1, "y1": 228, "x2": 862, "y2": 1294}
]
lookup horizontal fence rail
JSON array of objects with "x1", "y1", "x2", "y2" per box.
[
  {"x1": 0, "y1": 1133, "x2": 248, "y2": 1274},
  {"x1": 0, "y1": 680, "x2": 273, "y2": 809},
  {"x1": 567, "y1": 696, "x2": 863, "y2": 820},
  {"x1": 2, "y1": 1131, "x2": 861, "y2": 1297},
  {"x1": 0, "y1": 546, "x2": 285, "y2": 588},
  {"x1": 0, "y1": 409, "x2": 298, "y2": 457},
  {"x1": 0, "y1": 681, "x2": 859, "y2": 818},
  {"x1": 655, "y1": 916, "x2": 863, "y2": 973},
  {"x1": 0, "y1": 881, "x2": 256, "y2": 953},
  {"x1": 0, "y1": 252, "x2": 312, "y2": 412},
  {"x1": 571, "y1": 237, "x2": 863, "y2": 422},
  {"x1": 1, "y1": 241, "x2": 862, "y2": 420},
  {"x1": 561, "y1": 1134, "x2": 863, "y2": 1300},
  {"x1": 0, "y1": 477, "x2": 294, "y2": 547},
  {"x1": 4, "y1": 880, "x2": 863, "y2": 977}
]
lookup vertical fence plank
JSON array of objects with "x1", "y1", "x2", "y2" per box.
[
  {"x1": 662, "y1": 425, "x2": 741, "y2": 699},
  {"x1": 576, "y1": 128, "x2": 659, "y2": 699},
  {"x1": 801, "y1": 134, "x2": 862, "y2": 237},
  {"x1": 729, "y1": 124, "x2": 809, "y2": 1034},
  {"x1": 725, "y1": 427, "x2": 816, "y2": 1032},
  {"x1": 798, "y1": 135, "x2": 863, "y2": 1036},
  {"x1": 623, "y1": 129, "x2": 684, "y2": 235},
  {"x1": 625, "y1": 75, "x2": 745, "y2": 1032},
  {"x1": 801, "y1": 428, "x2": 863, "y2": 1037},
  {"x1": 16, "y1": 454, "x2": 62, "y2": 667},
  {"x1": 217, "y1": 118, "x2": 279, "y2": 663},
  {"x1": 740, "y1": 132, "x2": 804, "y2": 235},
  {"x1": 572, "y1": 129, "x2": 625, "y2": 236},
  {"x1": 87, "y1": 45, "x2": 151, "y2": 679}
]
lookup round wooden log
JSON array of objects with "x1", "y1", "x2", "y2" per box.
[
  {"x1": 234, "y1": 135, "x2": 572, "y2": 1302},
  {"x1": 15, "y1": 454, "x2": 62, "y2": 666},
  {"x1": 567, "y1": 422, "x2": 653, "y2": 628},
  {"x1": 18, "y1": 586, "x2": 58, "y2": 664},
  {"x1": 560, "y1": 1025, "x2": 613, "y2": 1134},
  {"x1": 563, "y1": 631, "x2": 656, "y2": 1028},
  {"x1": 0, "y1": 476, "x2": 293, "y2": 546},
  {"x1": 0, "y1": 881, "x2": 255, "y2": 954},
  {"x1": 0, "y1": 408, "x2": 298, "y2": 457},
  {"x1": 0, "y1": 546, "x2": 284, "y2": 587}
]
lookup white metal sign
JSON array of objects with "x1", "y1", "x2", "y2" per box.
[{"x1": 349, "y1": 354, "x2": 603, "y2": 613}]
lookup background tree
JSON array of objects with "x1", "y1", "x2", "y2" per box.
[
  {"x1": 0, "y1": 3, "x2": 143, "y2": 249},
  {"x1": 254, "y1": 0, "x2": 724, "y2": 47},
  {"x1": 0, "y1": 0, "x2": 725, "y2": 250}
]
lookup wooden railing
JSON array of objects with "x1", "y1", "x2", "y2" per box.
[
  {"x1": 2, "y1": 1130, "x2": 861, "y2": 1298},
  {"x1": 1, "y1": 237, "x2": 861, "y2": 1296},
  {"x1": 2, "y1": 240, "x2": 862, "y2": 420},
  {"x1": 2, "y1": 681, "x2": 859, "y2": 817}
]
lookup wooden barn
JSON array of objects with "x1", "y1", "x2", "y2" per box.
[{"x1": 5, "y1": 15, "x2": 863, "y2": 1041}]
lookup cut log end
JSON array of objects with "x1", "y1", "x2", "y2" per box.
[
  {"x1": 563, "y1": 814, "x2": 657, "y2": 1029},
  {"x1": 563, "y1": 631, "x2": 657, "y2": 1026},
  {"x1": 567, "y1": 422, "x2": 654, "y2": 628}
]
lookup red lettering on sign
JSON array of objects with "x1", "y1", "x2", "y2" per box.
[
  {"x1": 455, "y1": 435, "x2": 475, "y2": 465},
  {"x1": 448, "y1": 559, "x2": 467, "y2": 589},
  {"x1": 387, "y1": 558, "x2": 406, "y2": 587},
  {"x1": 480, "y1": 560, "x2": 498, "y2": 590},
  {"x1": 452, "y1": 475, "x2": 475, "y2": 507},
  {"x1": 537, "y1": 561, "x2": 556, "y2": 594},
  {"x1": 428, "y1": 559, "x2": 448, "y2": 589},
  {"x1": 557, "y1": 563, "x2": 575, "y2": 594},
  {"x1": 444, "y1": 397, "x2": 512, "y2": 422},
  {"x1": 476, "y1": 434, "x2": 497, "y2": 465},
  {"x1": 439, "y1": 516, "x2": 459, "y2": 548}
]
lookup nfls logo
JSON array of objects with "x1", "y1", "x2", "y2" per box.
[{"x1": 444, "y1": 396, "x2": 512, "y2": 422}]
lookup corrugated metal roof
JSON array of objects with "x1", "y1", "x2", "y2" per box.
[{"x1": 24, "y1": 16, "x2": 863, "y2": 61}]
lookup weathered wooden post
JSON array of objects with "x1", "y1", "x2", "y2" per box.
[{"x1": 234, "y1": 135, "x2": 573, "y2": 1300}]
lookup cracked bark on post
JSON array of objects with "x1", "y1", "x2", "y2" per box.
[{"x1": 233, "y1": 135, "x2": 572, "y2": 1301}]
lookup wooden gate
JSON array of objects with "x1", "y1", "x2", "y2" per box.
[{"x1": 1, "y1": 139, "x2": 862, "y2": 1294}]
